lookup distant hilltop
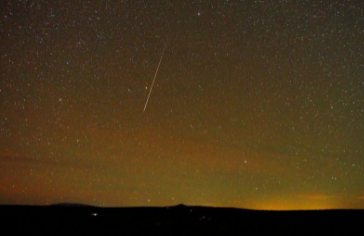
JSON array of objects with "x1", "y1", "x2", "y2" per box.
[
  {"x1": 50, "y1": 203, "x2": 94, "y2": 207},
  {"x1": 50, "y1": 203, "x2": 189, "y2": 208}
]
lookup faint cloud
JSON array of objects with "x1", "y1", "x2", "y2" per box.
[
  {"x1": 299, "y1": 194, "x2": 338, "y2": 200},
  {"x1": 0, "y1": 149, "x2": 79, "y2": 167},
  {"x1": 0, "y1": 150, "x2": 34, "y2": 163}
]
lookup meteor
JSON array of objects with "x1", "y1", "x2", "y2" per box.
[{"x1": 143, "y1": 41, "x2": 168, "y2": 113}]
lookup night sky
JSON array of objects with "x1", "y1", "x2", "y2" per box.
[{"x1": 1, "y1": 0, "x2": 364, "y2": 210}]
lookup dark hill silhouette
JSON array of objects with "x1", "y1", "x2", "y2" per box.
[
  {"x1": 50, "y1": 203, "x2": 93, "y2": 207},
  {"x1": 0, "y1": 204, "x2": 363, "y2": 235}
]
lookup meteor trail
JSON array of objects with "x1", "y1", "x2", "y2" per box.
[{"x1": 143, "y1": 41, "x2": 168, "y2": 113}]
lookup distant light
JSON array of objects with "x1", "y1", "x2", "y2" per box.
[{"x1": 91, "y1": 213, "x2": 98, "y2": 217}]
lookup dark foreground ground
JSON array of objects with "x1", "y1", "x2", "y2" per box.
[{"x1": 1, "y1": 204, "x2": 363, "y2": 235}]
